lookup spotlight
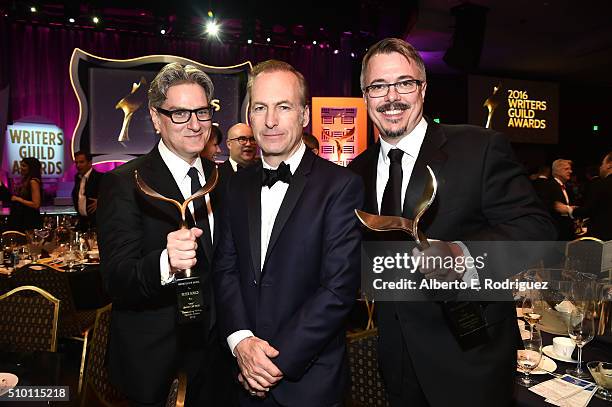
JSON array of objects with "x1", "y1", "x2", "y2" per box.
[
  {"x1": 68, "y1": 17, "x2": 75, "y2": 23},
  {"x1": 207, "y1": 10, "x2": 213, "y2": 18},
  {"x1": 266, "y1": 37, "x2": 271, "y2": 42},
  {"x1": 312, "y1": 40, "x2": 317, "y2": 45},
  {"x1": 333, "y1": 49, "x2": 339, "y2": 54},
  {"x1": 350, "y1": 52, "x2": 355, "y2": 58},
  {"x1": 92, "y1": 16, "x2": 100, "y2": 24},
  {"x1": 247, "y1": 39, "x2": 252, "y2": 44},
  {"x1": 160, "y1": 29, "x2": 166, "y2": 35},
  {"x1": 30, "y1": 6, "x2": 37, "y2": 12},
  {"x1": 205, "y1": 20, "x2": 220, "y2": 37}
]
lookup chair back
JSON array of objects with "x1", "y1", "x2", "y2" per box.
[
  {"x1": 165, "y1": 372, "x2": 187, "y2": 407},
  {"x1": 80, "y1": 304, "x2": 128, "y2": 407},
  {"x1": 1, "y1": 230, "x2": 27, "y2": 245},
  {"x1": 0, "y1": 285, "x2": 59, "y2": 352},
  {"x1": 346, "y1": 328, "x2": 389, "y2": 407},
  {"x1": 566, "y1": 237, "x2": 604, "y2": 275}
]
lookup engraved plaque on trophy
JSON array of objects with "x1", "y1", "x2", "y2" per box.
[{"x1": 135, "y1": 168, "x2": 218, "y2": 324}]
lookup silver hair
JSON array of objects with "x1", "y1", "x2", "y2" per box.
[
  {"x1": 360, "y1": 38, "x2": 427, "y2": 90},
  {"x1": 148, "y1": 62, "x2": 214, "y2": 108},
  {"x1": 552, "y1": 159, "x2": 572, "y2": 176}
]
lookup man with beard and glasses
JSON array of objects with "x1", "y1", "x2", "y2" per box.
[{"x1": 348, "y1": 38, "x2": 555, "y2": 407}]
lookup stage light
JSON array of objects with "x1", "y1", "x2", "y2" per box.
[
  {"x1": 350, "y1": 52, "x2": 355, "y2": 58},
  {"x1": 160, "y1": 29, "x2": 166, "y2": 35},
  {"x1": 30, "y1": 6, "x2": 37, "y2": 12},
  {"x1": 207, "y1": 10, "x2": 213, "y2": 18},
  {"x1": 266, "y1": 37, "x2": 271, "y2": 42},
  {"x1": 312, "y1": 40, "x2": 317, "y2": 45},
  {"x1": 333, "y1": 49, "x2": 339, "y2": 54},
  {"x1": 247, "y1": 39, "x2": 252, "y2": 44},
  {"x1": 205, "y1": 20, "x2": 220, "y2": 37},
  {"x1": 68, "y1": 17, "x2": 75, "y2": 23},
  {"x1": 92, "y1": 16, "x2": 100, "y2": 24}
]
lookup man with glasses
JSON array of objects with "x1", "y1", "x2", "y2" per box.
[
  {"x1": 222, "y1": 122, "x2": 257, "y2": 173},
  {"x1": 348, "y1": 38, "x2": 555, "y2": 407},
  {"x1": 98, "y1": 62, "x2": 233, "y2": 407}
]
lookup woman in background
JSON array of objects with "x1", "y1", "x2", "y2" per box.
[{"x1": 6, "y1": 157, "x2": 43, "y2": 231}]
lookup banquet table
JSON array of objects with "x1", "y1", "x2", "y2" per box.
[{"x1": 514, "y1": 332, "x2": 612, "y2": 406}]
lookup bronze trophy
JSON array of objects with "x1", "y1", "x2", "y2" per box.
[{"x1": 134, "y1": 168, "x2": 218, "y2": 324}]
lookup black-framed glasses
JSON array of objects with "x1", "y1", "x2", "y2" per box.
[
  {"x1": 155, "y1": 106, "x2": 213, "y2": 124},
  {"x1": 363, "y1": 79, "x2": 424, "y2": 98},
  {"x1": 229, "y1": 136, "x2": 257, "y2": 145}
]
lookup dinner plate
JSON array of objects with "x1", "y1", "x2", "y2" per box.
[
  {"x1": 0, "y1": 372, "x2": 18, "y2": 397},
  {"x1": 516, "y1": 355, "x2": 557, "y2": 375},
  {"x1": 542, "y1": 345, "x2": 578, "y2": 363}
]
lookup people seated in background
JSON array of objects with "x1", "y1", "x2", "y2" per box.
[
  {"x1": 302, "y1": 132, "x2": 320, "y2": 155},
  {"x1": 1, "y1": 157, "x2": 43, "y2": 231},
  {"x1": 200, "y1": 125, "x2": 223, "y2": 162},
  {"x1": 573, "y1": 152, "x2": 612, "y2": 241},
  {"x1": 71, "y1": 151, "x2": 101, "y2": 231}
]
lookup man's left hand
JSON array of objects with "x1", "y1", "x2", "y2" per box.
[
  {"x1": 238, "y1": 373, "x2": 267, "y2": 398},
  {"x1": 415, "y1": 240, "x2": 464, "y2": 282},
  {"x1": 87, "y1": 198, "x2": 98, "y2": 214}
]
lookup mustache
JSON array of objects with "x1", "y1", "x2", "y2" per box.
[{"x1": 376, "y1": 102, "x2": 411, "y2": 113}]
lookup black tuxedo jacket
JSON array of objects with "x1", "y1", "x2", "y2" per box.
[
  {"x1": 537, "y1": 178, "x2": 575, "y2": 241},
  {"x1": 349, "y1": 121, "x2": 555, "y2": 406},
  {"x1": 71, "y1": 168, "x2": 102, "y2": 223},
  {"x1": 574, "y1": 175, "x2": 612, "y2": 241},
  {"x1": 213, "y1": 150, "x2": 364, "y2": 406},
  {"x1": 97, "y1": 147, "x2": 220, "y2": 403}
]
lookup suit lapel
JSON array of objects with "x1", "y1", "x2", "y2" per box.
[
  {"x1": 363, "y1": 144, "x2": 380, "y2": 214},
  {"x1": 247, "y1": 164, "x2": 262, "y2": 278},
  {"x1": 263, "y1": 151, "x2": 313, "y2": 269},
  {"x1": 402, "y1": 121, "x2": 448, "y2": 219},
  {"x1": 139, "y1": 148, "x2": 185, "y2": 214}
]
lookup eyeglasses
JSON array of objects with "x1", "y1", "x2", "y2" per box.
[
  {"x1": 229, "y1": 136, "x2": 257, "y2": 145},
  {"x1": 155, "y1": 107, "x2": 213, "y2": 124},
  {"x1": 363, "y1": 79, "x2": 424, "y2": 98}
]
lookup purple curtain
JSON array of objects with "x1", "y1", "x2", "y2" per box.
[{"x1": 1, "y1": 19, "x2": 354, "y2": 180}]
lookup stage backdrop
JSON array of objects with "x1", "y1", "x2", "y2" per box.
[
  {"x1": 311, "y1": 97, "x2": 368, "y2": 167},
  {"x1": 70, "y1": 48, "x2": 251, "y2": 164},
  {"x1": 468, "y1": 75, "x2": 559, "y2": 144}
]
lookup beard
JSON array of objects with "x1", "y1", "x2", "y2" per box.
[{"x1": 376, "y1": 101, "x2": 411, "y2": 139}]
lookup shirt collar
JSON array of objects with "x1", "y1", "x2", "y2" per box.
[
  {"x1": 157, "y1": 139, "x2": 204, "y2": 186},
  {"x1": 228, "y1": 157, "x2": 239, "y2": 172},
  {"x1": 262, "y1": 142, "x2": 306, "y2": 175},
  {"x1": 379, "y1": 117, "x2": 428, "y2": 164}
]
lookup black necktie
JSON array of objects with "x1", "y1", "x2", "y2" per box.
[
  {"x1": 236, "y1": 164, "x2": 243, "y2": 172},
  {"x1": 261, "y1": 162, "x2": 292, "y2": 188},
  {"x1": 187, "y1": 167, "x2": 212, "y2": 243},
  {"x1": 380, "y1": 149, "x2": 404, "y2": 216}
]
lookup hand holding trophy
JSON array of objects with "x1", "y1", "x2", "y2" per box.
[{"x1": 135, "y1": 168, "x2": 218, "y2": 323}]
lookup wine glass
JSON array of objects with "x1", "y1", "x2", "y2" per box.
[
  {"x1": 63, "y1": 244, "x2": 81, "y2": 272},
  {"x1": 517, "y1": 325, "x2": 543, "y2": 387},
  {"x1": 566, "y1": 307, "x2": 595, "y2": 378},
  {"x1": 26, "y1": 229, "x2": 45, "y2": 262},
  {"x1": 522, "y1": 296, "x2": 541, "y2": 337},
  {"x1": 587, "y1": 361, "x2": 612, "y2": 401}
]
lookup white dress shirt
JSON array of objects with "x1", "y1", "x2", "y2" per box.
[
  {"x1": 227, "y1": 142, "x2": 306, "y2": 355},
  {"x1": 376, "y1": 118, "x2": 478, "y2": 283},
  {"x1": 77, "y1": 168, "x2": 93, "y2": 216},
  {"x1": 229, "y1": 157, "x2": 240, "y2": 172},
  {"x1": 157, "y1": 139, "x2": 215, "y2": 284}
]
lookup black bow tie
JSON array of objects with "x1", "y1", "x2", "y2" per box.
[{"x1": 261, "y1": 162, "x2": 292, "y2": 188}]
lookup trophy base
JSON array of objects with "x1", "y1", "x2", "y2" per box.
[{"x1": 176, "y1": 275, "x2": 204, "y2": 324}]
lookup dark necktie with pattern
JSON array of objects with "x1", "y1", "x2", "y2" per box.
[
  {"x1": 380, "y1": 148, "x2": 404, "y2": 216},
  {"x1": 187, "y1": 167, "x2": 211, "y2": 244}
]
